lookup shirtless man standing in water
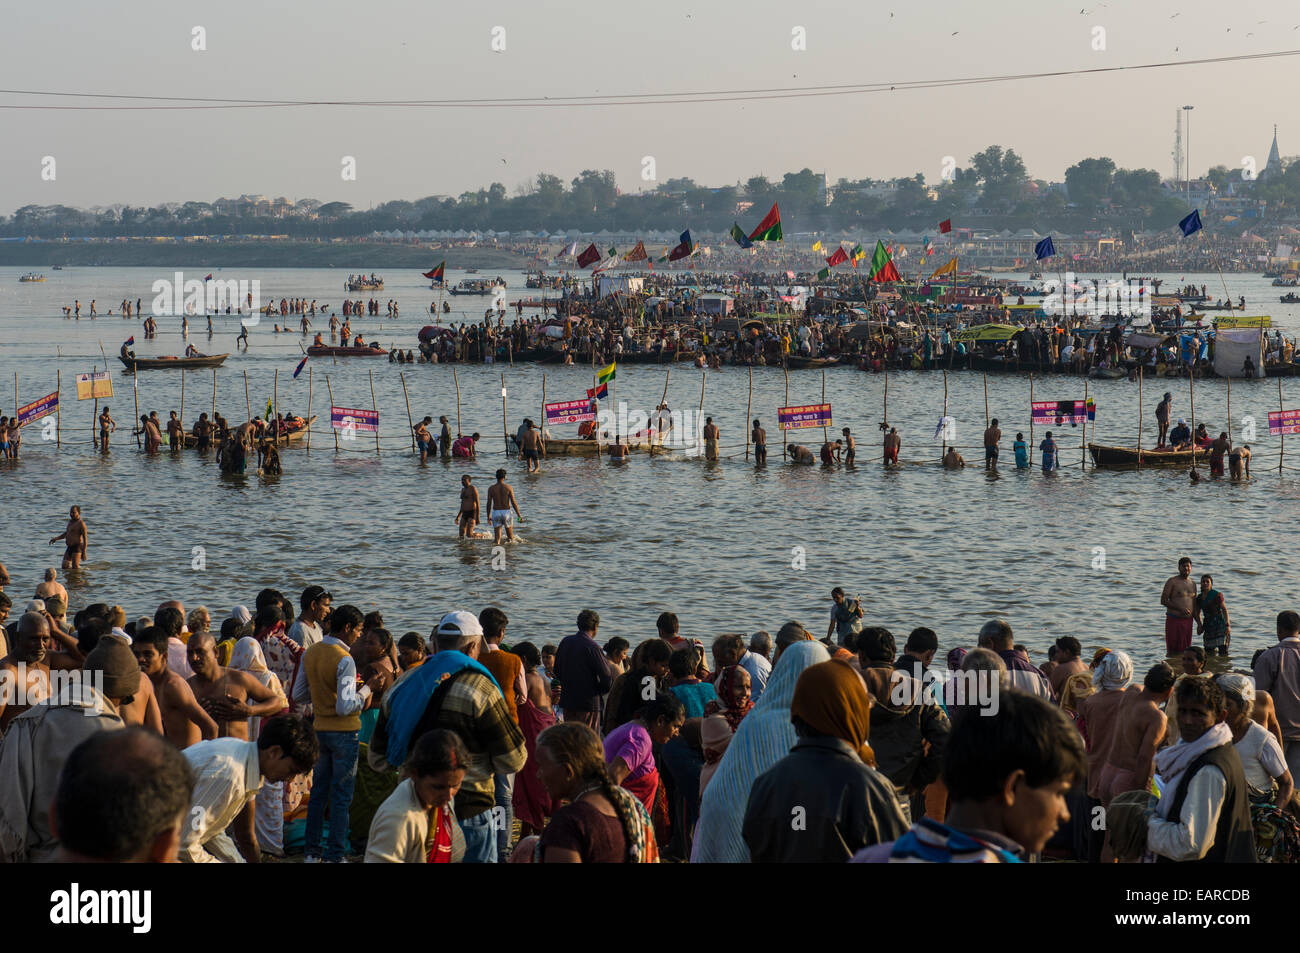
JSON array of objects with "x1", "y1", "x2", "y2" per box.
[
  {"x1": 487, "y1": 469, "x2": 523, "y2": 544},
  {"x1": 50, "y1": 506, "x2": 87, "y2": 570},
  {"x1": 186, "y1": 631, "x2": 284, "y2": 739},
  {"x1": 1160, "y1": 556, "x2": 1198, "y2": 655},
  {"x1": 455, "y1": 474, "x2": 487, "y2": 539},
  {"x1": 132, "y1": 626, "x2": 217, "y2": 748}
]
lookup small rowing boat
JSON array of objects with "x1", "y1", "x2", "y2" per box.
[
  {"x1": 183, "y1": 415, "x2": 316, "y2": 448},
  {"x1": 19, "y1": 272, "x2": 45, "y2": 283},
  {"x1": 120, "y1": 352, "x2": 229, "y2": 371},
  {"x1": 1087, "y1": 443, "x2": 1208, "y2": 469},
  {"x1": 784, "y1": 355, "x2": 841, "y2": 369},
  {"x1": 544, "y1": 427, "x2": 673, "y2": 457},
  {"x1": 306, "y1": 345, "x2": 388, "y2": 357}
]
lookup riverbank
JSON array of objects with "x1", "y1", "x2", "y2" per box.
[{"x1": 0, "y1": 240, "x2": 539, "y2": 270}]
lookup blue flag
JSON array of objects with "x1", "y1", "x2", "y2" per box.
[
  {"x1": 1179, "y1": 209, "x2": 1203, "y2": 237},
  {"x1": 1034, "y1": 236, "x2": 1056, "y2": 261},
  {"x1": 293, "y1": 355, "x2": 308, "y2": 379}
]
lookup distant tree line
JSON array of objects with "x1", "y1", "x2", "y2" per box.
[{"x1": 3, "y1": 145, "x2": 1296, "y2": 240}]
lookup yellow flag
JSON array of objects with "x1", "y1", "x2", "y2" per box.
[
  {"x1": 811, "y1": 240, "x2": 824, "y2": 252},
  {"x1": 929, "y1": 257, "x2": 958, "y2": 279}
]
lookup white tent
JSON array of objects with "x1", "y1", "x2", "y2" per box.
[{"x1": 1213, "y1": 328, "x2": 1264, "y2": 378}]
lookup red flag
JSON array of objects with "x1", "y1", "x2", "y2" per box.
[
  {"x1": 938, "y1": 219, "x2": 952, "y2": 234},
  {"x1": 747, "y1": 203, "x2": 783, "y2": 242},
  {"x1": 825, "y1": 247, "x2": 849, "y2": 268},
  {"x1": 422, "y1": 261, "x2": 445, "y2": 281},
  {"x1": 576, "y1": 243, "x2": 600, "y2": 268}
]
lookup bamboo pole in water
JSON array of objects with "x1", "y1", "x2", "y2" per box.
[
  {"x1": 273, "y1": 369, "x2": 280, "y2": 448},
  {"x1": 369, "y1": 370, "x2": 380, "y2": 455},
  {"x1": 326, "y1": 375, "x2": 338, "y2": 453},
  {"x1": 56, "y1": 369, "x2": 61, "y2": 448},
  {"x1": 745, "y1": 366, "x2": 752, "y2": 461},
  {"x1": 306, "y1": 367, "x2": 313, "y2": 453},
  {"x1": 1189, "y1": 370, "x2": 1197, "y2": 473},
  {"x1": 211, "y1": 367, "x2": 216, "y2": 419},
  {"x1": 1227, "y1": 375, "x2": 1232, "y2": 446},
  {"x1": 453, "y1": 367, "x2": 462, "y2": 436},
  {"x1": 1029, "y1": 374, "x2": 1035, "y2": 469},
  {"x1": 132, "y1": 373, "x2": 141, "y2": 448},
  {"x1": 783, "y1": 365, "x2": 789, "y2": 458},
  {"x1": 1280, "y1": 377, "x2": 1286, "y2": 472},
  {"x1": 1082, "y1": 377, "x2": 1089, "y2": 470},
  {"x1": 1137, "y1": 366, "x2": 1143, "y2": 473},
  {"x1": 401, "y1": 372, "x2": 415, "y2": 452},
  {"x1": 501, "y1": 372, "x2": 509, "y2": 459},
  {"x1": 702, "y1": 369, "x2": 712, "y2": 457},
  {"x1": 243, "y1": 370, "x2": 251, "y2": 422},
  {"x1": 821, "y1": 370, "x2": 828, "y2": 446},
  {"x1": 941, "y1": 369, "x2": 949, "y2": 462},
  {"x1": 179, "y1": 369, "x2": 185, "y2": 438}
]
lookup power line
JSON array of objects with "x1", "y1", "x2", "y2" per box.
[{"x1": 0, "y1": 49, "x2": 1296, "y2": 110}]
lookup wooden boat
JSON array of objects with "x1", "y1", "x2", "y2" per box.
[
  {"x1": 543, "y1": 427, "x2": 672, "y2": 457},
  {"x1": 1088, "y1": 443, "x2": 1207, "y2": 469},
  {"x1": 1280, "y1": 293, "x2": 1300, "y2": 304},
  {"x1": 345, "y1": 278, "x2": 383, "y2": 291},
  {"x1": 784, "y1": 355, "x2": 840, "y2": 370},
  {"x1": 183, "y1": 415, "x2": 316, "y2": 448},
  {"x1": 1265, "y1": 362, "x2": 1300, "y2": 378},
  {"x1": 19, "y1": 272, "x2": 45, "y2": 282},
  {"x1": 120, "y1": 352, "x2": 229, "y2": 371},
  {"x1": 306, "y1": 344, "x2": 388, "y2": 357}
]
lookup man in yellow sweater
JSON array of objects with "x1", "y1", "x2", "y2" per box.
[{"x1": 291, "y1": 604, "x2": 369, "y2": 863}]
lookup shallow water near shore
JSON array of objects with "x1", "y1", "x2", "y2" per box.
[{"x1": 1, "y1": 266, "x2": 1297, "y2": 675}]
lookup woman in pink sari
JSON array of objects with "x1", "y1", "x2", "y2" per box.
[
  {"x1": 604, "y1": 694, "x2": 685, "y2": 838},
  {"x1": 513, "y1": 643, "x2": 558, "y2": 836}
]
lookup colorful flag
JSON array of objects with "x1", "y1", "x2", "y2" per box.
[
  {"x1": 266, "y1": 398, "x2": 274, "y2": 420},
  {"x1": 667, "y1": 231, "x2": 693, "y2": 262},
  {"x1": 607, "y1": 246, "x2": 617, "y2": 258},
  {"x1": 730, "y1": 224, "x2": 754, "y2": 249},
  {"x1": 1179, "y1": 209, "x2": 1203, "y2": 237},
  {"x1": 938, "y1": 219, "x2": 952, "y2": 234},
  {"x1": 563, "y1": 241, "x2": 579, "y2": 257},
  {"x1": 1086, "y1": 397, "x2": 1096, "y2": 421},
  {"x1": 868, "y1": 240, "x2": 902, "y2": 283},
  {"x1": 748, "y1": 203, "x2": 783, "y2": 242},
  {"x1": 851, "y1": 244, "x2": 866, "y2": 262},
  {"x1": 596, "y1": 361, "x2": 616, "y2": 385},
  {"x1": 1035, "y1": 236, "x2": 1056, "y2": 260},
  {"x1": 811, "y1": 240, "x2": 824, "y2": 253},
  {"x1": 623, "y1": 240, "x2": 648, "y2": 262},
  {"x1": 576, "y1": 243, "x2": 601, "y2": 268},
  {"x1": 124, "y1": 336, "x2": 135, "y2": 346},
  {"x1": 929, "y1": 257, "x2": 958, "y2": 279},
  {"x1": 825, "y1": 246, "x2": 849, "y2": 268},
  {"x1": 204, "y1": 273, "x2": 214, "y2": 281},
  {"x1": 293, "y1": 355, "x2": 308, "y2": 379},
  {"x1": 586, "y1": 383, "x2": 609, "y2": 401},
  {"x1": 422, "y1": 261, "x2": 445, "y2": 281},
  {"x1": 923, "y1": 236, "x2": 935, "y2": 256}
]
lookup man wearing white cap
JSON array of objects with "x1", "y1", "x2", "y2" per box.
[{"x1": 369, "y1": 610, "x2": 525, "y2": 863}]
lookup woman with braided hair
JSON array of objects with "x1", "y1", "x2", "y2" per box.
[{"x1": 519, "y1": 721, "x2": 658, "y2": 862}]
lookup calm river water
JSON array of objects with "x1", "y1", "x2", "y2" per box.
[{"x1": 2, "y1": 265, "x2": 1297, "y2": 674}]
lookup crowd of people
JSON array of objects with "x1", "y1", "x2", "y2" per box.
[{"x1": 0, "y1": 560, "x2": 1296, "y2": 864}]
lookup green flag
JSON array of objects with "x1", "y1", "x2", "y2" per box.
[
  {"x1": 816, "y1": 267, "x2": 830, "y2": 280},
  {"x1": 266, "y1": 398, "x2": 274, "y2": 420},
  {"x1": 868, "y1": 240, "x2": 902, "y2": 282}
]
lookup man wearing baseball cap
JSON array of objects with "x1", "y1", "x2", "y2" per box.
[{"x1": 369, "y1": 610, "x2": 525, "y2": 863}]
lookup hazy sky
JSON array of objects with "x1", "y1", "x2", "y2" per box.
[{"x1": 1, "y1": 0, "x2": 1295, "y2": 214}]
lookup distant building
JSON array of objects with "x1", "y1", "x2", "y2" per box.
[{"x1": 1260, "y1": 125, "x2": 1283, "y2": 182}]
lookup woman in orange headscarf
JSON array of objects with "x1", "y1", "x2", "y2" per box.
[{"x1": 739, "y1": 659, "x2": 908, "y2": 861}]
